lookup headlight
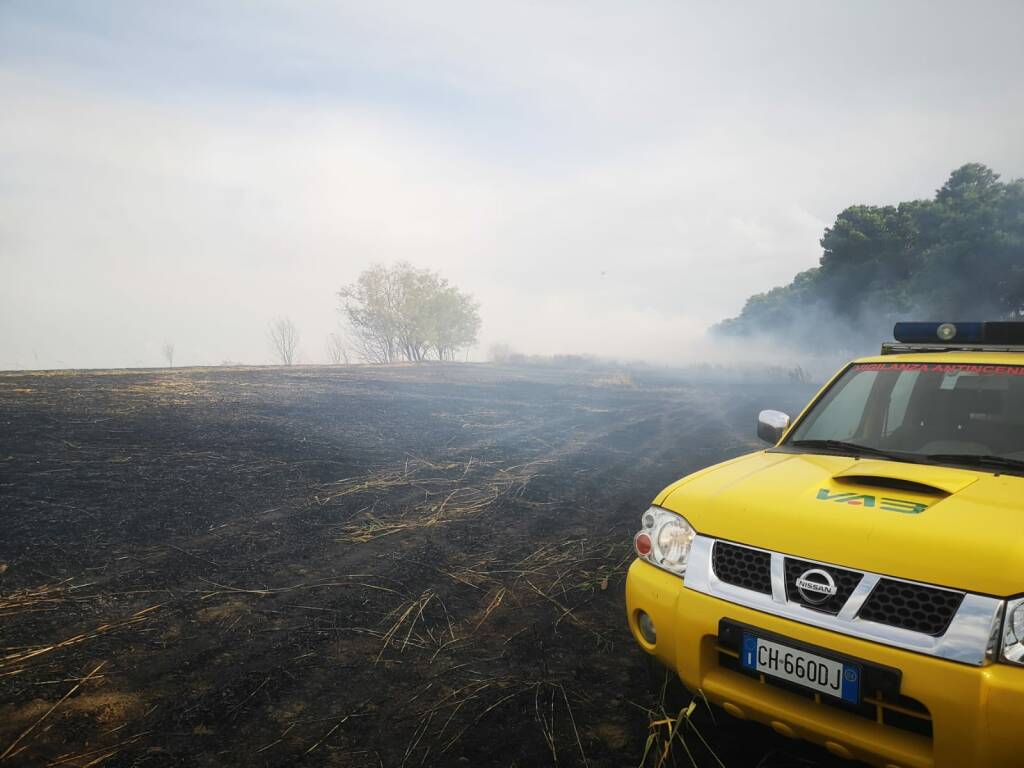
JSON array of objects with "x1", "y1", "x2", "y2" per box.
[
  {"x1": 1003, "y1": 598, "x2": 1024, "y2": 665},
  {"x1": 633, "y1": 506, "x2": 696, "y2": 576}
]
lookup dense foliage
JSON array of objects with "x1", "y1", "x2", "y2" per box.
[
  {"x1": 716, "y1": 164, "x2": 1024, "y2": 350},
  {"x1": 339, "y1": 263, "x2": 481, "y2": 363}
]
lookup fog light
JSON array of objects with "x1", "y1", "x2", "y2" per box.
[{"x1": 637, "y1": 610, "x2": 656, "y2": 644}]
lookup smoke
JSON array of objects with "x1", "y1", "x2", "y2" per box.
[{"x1": 2, "y1": 3, "x2": 1024, "y2": 370}]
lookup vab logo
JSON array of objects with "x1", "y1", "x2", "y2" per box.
[{"x1": 816, "y1": 489, "x2": 929, "y2": 514}]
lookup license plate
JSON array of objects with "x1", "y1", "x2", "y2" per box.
[{"x1": 741, "y1": 633, "x2": 861, "y2": 703}]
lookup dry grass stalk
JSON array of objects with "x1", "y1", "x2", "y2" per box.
[
  {"x1": 45, "y1": 731, "x2": 151, "y2": 768},
  {"x1": 450, "y1": 538, "x2": 628, "y2": 641},
  {"x1": 320, "y1": 459, "x2": 477, "y2": 504},
  {"x1": 530, "y1": 683, "x2": 589, "y2": 767},
  {"x1": 197, "y1": 575, "x2": 401, "y2": 601},
  {"x1": 400, "y1": 711, "x2": 433, "y2": 768},
  {"x1": 641, "y1": 691, "x2": 723, "y2": 768},
  {"x1": 1, "y1": 661, "x2": 106, "y2": 762},
  {"x1": 374, "y1": 591, "x2": 456, "y2": 663},
  {"x1": 304, "y1": 715, "x2": 349, "y2": 754},
  {"x1": 0, "y1": 605, "x2": 161, "y2": 675},
  {"x1": 0, "y1": 580, "x2": 96, "y2": 618},
  {"x1": 333, "y1": 459, "x2": 551, "y2": 543},
  {"x1": 534, "y1": 684, "x2": 558, "y2": 763},
  {"x1": 472, "y1": 588, "x2": 506, "y2": 632},
  {"x1": 439, "y1": 686, "x2": 524, "y2": 753},
  {"x1": 408, "y1": 680, "x2": 587, "y2": 763}
]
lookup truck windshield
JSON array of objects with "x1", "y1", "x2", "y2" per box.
[{"x1": 785, "y1": 362, "x2": 1024, "y2": 471}]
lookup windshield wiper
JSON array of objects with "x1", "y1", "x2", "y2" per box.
[
  {"x1": 788, "y1": 439, "x2": 913, "y2": 462},
  {"x1": 924, "y1": 454, "x2": 1024, "y2": 473}
]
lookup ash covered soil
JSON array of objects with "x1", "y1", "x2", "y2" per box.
[{"x1": 0, "y1": 363, "x2": 824, "y2": 767}]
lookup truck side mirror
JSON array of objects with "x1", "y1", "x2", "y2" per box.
[{"x1": 757, "y1": 409, "x2": 791, "y2": 444}]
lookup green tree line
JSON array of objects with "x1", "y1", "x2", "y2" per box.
[{"x1": 715, "y1": 163, "x2": 1024, "y2": 350}]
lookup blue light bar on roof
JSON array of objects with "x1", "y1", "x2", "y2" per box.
[
  {"x1": 892, "y1": 321, "x2": 1024, "y2": 345},
  {"x1": 893, "y1": 322, "x2": 985, "y2": 344}
]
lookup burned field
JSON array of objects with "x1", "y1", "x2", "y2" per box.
[{"x1": 0, "y1": 364, "x2": 817, "y2": 767}]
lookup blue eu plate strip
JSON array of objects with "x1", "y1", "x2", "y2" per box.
[
  {"x1": 841, "y1": 664, "x2": 860, "y2": 703},
  {"x1": 742, "y1": 633, "x2": 758, "y2": 669}
]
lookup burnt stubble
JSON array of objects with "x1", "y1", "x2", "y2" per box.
[{"x1": 0, "y1": 364, "x2": 820, "y2": 767}]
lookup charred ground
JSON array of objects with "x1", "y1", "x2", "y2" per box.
[{"x1": 0, "y1": 363, "x2": 822, "y2": 767}]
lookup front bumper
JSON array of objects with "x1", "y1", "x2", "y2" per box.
[{"x1": 626, "y1": 559, "x2": 1024, "y2": 768}]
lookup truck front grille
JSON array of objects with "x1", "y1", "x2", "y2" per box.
[
  {"x1": 858, "y1": 579, "x2": 965, "y2": 636},
  {"x1": 686, "y1": 536, "x2": 1000, "y2": 666},
  {"x1": 712, "y1": 542, "x2": 771, "y2": 594},
  {"x1": 704, "y1": 539, "x2": 974, "y2": 649}
]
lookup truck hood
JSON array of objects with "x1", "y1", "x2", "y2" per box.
[{"x1": 657, "y1": 451, "x2": 1024, "y2": 596}]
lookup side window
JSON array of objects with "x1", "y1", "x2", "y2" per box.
[
  {"x1": 883, "y1": 371, "x2": 919, "y2": 436},
  {"x1": 799, "y1": 371, "x2": 878, "y2": 441}
]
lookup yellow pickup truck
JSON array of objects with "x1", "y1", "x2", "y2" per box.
[{"x1": 626, "y1": 322, "x2": 1024, "y2": 768}]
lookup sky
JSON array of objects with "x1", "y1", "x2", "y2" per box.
[{"x1": 2, "y1": 0, "x2": 1024, "y2": 369}]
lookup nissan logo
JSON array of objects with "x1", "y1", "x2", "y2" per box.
[{"x1": 795, "y1": 568, "x2": 837, "y2": 604}]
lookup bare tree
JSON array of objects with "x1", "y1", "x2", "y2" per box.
[
  {"x1": 269, "y1": 317, "x2": 300, "y2": 366},
  {"x1": 326, "y1": 332, "x2": 349, "y2": 365},
  {"x1": 161, "y1": 341, "x2": 175, "y2": 367}
]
